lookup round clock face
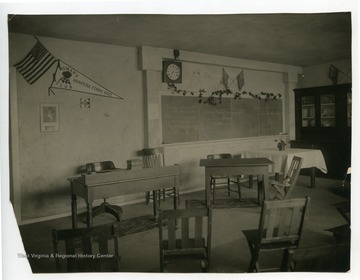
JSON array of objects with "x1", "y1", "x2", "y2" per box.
[{"x1": 166, "y1": 63, "x2": 181, "y2": 81}]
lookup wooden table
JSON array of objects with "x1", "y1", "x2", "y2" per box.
[
  {"x1": 242, "y1": 148, "x2": 328, "y2": 188},
  {"x1": 200, "y1": 158, "x2": 274, "y2": 206},
  {"x1": 68, "y1": 165, "x2": 181, "y2": 228}
]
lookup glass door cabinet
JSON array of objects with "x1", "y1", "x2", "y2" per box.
[{"x1": 292, "y1": 83, "x2": 351, "y2": 179}]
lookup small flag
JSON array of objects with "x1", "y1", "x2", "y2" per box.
[
  {"x1": 328, "y1": 64, "x2": 339, "y2": 85},
  {"x1": 49, "y1": 60, "x2": 123, "y2": 99},
  {"x1": 236, "y1": 70, "x2": 245, "y2": 91},
  {"x1": 222, "y1": 68, "x2": 229, "y2": 89},
  {"x1": 14, "y1": 40, "x2": 57, "y2": 84}
]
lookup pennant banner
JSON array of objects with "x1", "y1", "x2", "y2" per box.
[
  {"x1": 49, "y1": 60, "x2": 123, "y2": 99},
  {"x1": 328, "y1": 64, "x2": 339, "y2": 85},
  {"x1": 222, "y1": 68, "x2": 229, "y2": 89},
  {"x1": 236, "y1": 70, "x2": 245, "y2": 91},
  {"x1": 14, "y1": 40, "x2": 57, "y2": 84}
]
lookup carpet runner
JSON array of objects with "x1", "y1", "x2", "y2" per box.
[
  {"x1": 117, "y1": 214, "x2": 160, "y2": 237},
  {"x1": 185, "y1": 198, "x2": 260, "y2": 209}
]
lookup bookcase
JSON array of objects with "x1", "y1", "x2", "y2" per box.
[{"x1": 291, "y1": 83, "x2": 351, "y2": 179}]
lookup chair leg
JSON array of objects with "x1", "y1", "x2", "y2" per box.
[
  {"x1": 280, "y1": 249, "x2": 295, "y2": 272},
  {"x1": 145, "y1": 191, "x2": 150, "y2": 205},
  {"x1": 210, "y1": 178, "x2": 216, "y2": 202},
  {"x1": 162, "y1": 189, "x2": 166, "y2": 201},
  {"x1": 227, "y1": 178, "x2": 231, "y2": 197},
  {"x1": 237, "y1": 176, "x2": 242, "y2": 200},
  {"x1": 248, "y1": 175, "x2": 254, "y2": 188},
  {"x1": 246, "y1": 240, "x2": 260, "y2": 272}
]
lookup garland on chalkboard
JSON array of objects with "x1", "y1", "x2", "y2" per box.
[{"x1": 167, "y1": 83, "x2": 281, "y2": 106}]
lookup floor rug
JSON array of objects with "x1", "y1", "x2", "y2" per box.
[
  {"x1": 185, "y1": 198, "x2": 260, "y2": 209},
  {"x1": 118, "y1": 214, "x2": 160, "y2": 237}
]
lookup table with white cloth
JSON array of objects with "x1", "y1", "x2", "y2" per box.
[{"x1": 242, "y1": 148, "x2": 328, "y2": 188}]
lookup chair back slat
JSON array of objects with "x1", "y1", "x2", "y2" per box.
[
  {"x1": 141, "y1": 147, "x2": 165, "y2": 168},
  {"x1": 158, "y1": 207, "x2": 212, "y2": 272},
  {"x1": 271, "y1": 156, "x2": 304, "y2": 199},
  {"x1": 278, "y1": 207, "x2": 290, "y2": 235},
  {"x1": 52, "y1": 222, "x2": 121, "y2": 272},
  {"x1": 257, "y1": 197, "x2": 310, "y2": 246},
  {"x1": 207, "y1": 153, "x2": 232, "y2": 159},
  {"x1": 181, "y1": 217, "x2": 190, "y2": 248},
  {"x1": 86, "y1": 161, "x2": 116, "y2": 173},
  {"x1": 81, "y1": 237, "x2": 92, "y2": 255},
  {"x1": 194, "y1": 216, "x2": 203, "y2": 247},
  {"x1": 265, "y1": 209, "x2": 278, "y2": 239},
  {"x1": 285, "y1": 156, "x2": 303, "y2": 185},
  {"x1": 167, "y1": 218, "x2": 177, "y2": 249}
]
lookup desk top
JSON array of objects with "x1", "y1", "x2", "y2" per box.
[
  {"x1": 69, "y1": 165, "x2": 181, "y2": 186},
  {"x1": 200, "y1": 157, "x2": 274, "y2": 167},
  {"x1": 242, "y1": 148, "x2": 327, "y2": 173}
]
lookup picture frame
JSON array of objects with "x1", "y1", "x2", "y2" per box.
[{"x1": 40, "y1": 103, "x2": 59, "y2": 132}]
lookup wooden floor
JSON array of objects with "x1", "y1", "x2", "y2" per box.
[{"x1": 17, "y1": 175, "x2": 350, "y2": 273}]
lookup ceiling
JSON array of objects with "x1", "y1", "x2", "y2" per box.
[{"x1": 8, "y1": 13, "x2": 352, "y2": 66}]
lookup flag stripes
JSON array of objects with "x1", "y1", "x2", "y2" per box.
[{"x1": 14, "y1": 40, "x2": 57, "y2": 84}]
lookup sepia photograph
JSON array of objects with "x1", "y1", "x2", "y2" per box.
[{"x1": 1, "y1": 1, "x2": 358, "y2": 280}]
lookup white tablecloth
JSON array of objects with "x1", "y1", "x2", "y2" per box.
[{"x1": 242, "y1": 148, "x2": 328, "y2": 175}]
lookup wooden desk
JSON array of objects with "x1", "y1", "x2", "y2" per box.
[
  {"x1": 242, "y1": 148, "x2": 327, "y2": 188},
  {"x1": 200, "y1": 158, "x2": 274, "y2": 206},
  {"x1": 68, "y1": 165, "x2": 181, "y2": 228}
]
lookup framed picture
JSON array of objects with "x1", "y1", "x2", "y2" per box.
[{"x1": 40, "y1": 103, "x2": 59, "y2": 132}]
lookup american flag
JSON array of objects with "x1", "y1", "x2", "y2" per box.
[{"x1": 14, "y1": 40, "x2": 57, "y2": 84}]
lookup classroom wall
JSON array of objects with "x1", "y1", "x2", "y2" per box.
[
  {"x1": 9, "y1": 34, "x2": 145, "y2": 222},
  {"x1": 139, "y1": 46, "x2": 303, "y2": 193},
  {"x1": 298, "y1": 59, "x2": 352, "y2": 88},
  {"x1": 9, "y1": 33, "x2": 303, "y2": 223}
]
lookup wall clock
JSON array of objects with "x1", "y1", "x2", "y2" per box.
[{"x1": 163, "y1": 60, "x2": 182, "y2": 83}]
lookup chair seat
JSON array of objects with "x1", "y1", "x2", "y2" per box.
[
  {"x1": 242, "y1": 230, "x2": 298, "y2": 251},
  {"x1": 163, "y1": 238, "x2": 206, "y2": 252}
]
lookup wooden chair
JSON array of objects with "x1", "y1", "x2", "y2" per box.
[
  {"x1": 242, "y1": 197, "x2": 310, "y2": 272},
  {"x1": 141, "y1": 147, "x2": 179, "y2": 205},
  {"x1": 158, "y1": 207, "x2": 212, "y2": 272},
  {"x1": 269, "y1": 156, "x2": 304, "y2": 200},
  {"x1": 85, "y1": 161, "x2": 123, "y2": 222},
  {"x1": 52, "y1": 222, "x2": 121, "y2": 272},
  {"x1": 207, "y1": 153, "x2": 242, "y2": 201}
]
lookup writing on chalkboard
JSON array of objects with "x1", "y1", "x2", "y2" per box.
[{"x1": 162, "y1": 95, "x2": 282, "y2": 144}]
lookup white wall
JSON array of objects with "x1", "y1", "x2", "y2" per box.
[
  {"x1": 9, "y1": 34, "x2": 303, "y2": 223},
  {"x1": 9, "y1": 34, "x2": 145, "y2": 222},
  {"x1": 140, "y1": 46, "x2": 302, "y2": 192},
  {"x1": 298, "y1": 59, "x2": 352, "y2": 88}
]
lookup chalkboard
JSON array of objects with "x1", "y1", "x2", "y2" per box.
[{"x1": 161, "y1": 95, "x2": 282, "y2": 144}]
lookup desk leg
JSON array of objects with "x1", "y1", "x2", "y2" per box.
[
  {"x1": 205, "y1": 173, "x2": 211, "y2": 207},
  {"x1": 310, "y1": 167, "x2": 316, "y2": 188},
  {"x1": 263, "y1": 172, "x2": 269, "y2": 202},
  {"x1": 249, "y1": 175, "x2": 254, "y2": 189},
  {"x1": 257, "y1": 175, "x2": 264, "y2": 205},
  {"x1": 152, "y1": 190, "x2": 160, "y2": 220},
  {"x1": 86, "y1": 202, "x2": 93, "y2": 228},
  {"x1": 173, "y1": 187, "x2": 178, "y2": 210},
  {"x1": 71, "y1": 194, "x2": 77, "y2": 229}
]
